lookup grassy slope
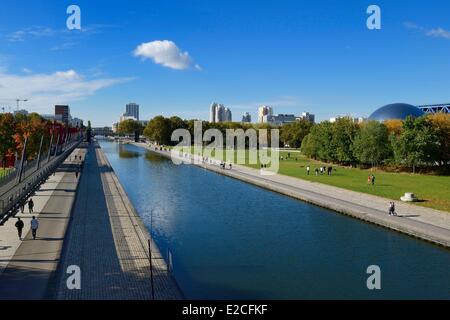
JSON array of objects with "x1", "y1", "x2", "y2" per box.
[
  {"x1": 265, "y1": 152, "x2": 450, "y2": 212},
  {"x1": 162, "y1": 146, "x2": 450, "y2": 212}
]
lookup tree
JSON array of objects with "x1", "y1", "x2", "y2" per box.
[
  {"x1": 427, "y1": 113, "x2": 450, "y2": 166},
  {"x1": 169, "y1": 116, "x2": 187, "y2": 133},
  {"x1": 280, "y1": 120, "x2": 313, "y2": 148},
  {"x1": 13, "y1": 113, "x2": 50, "y2": 160},
  {"x1": 352, "y1": 121, "x2": 391, "y2": 167},
  {"x1": 143, "y1": 116, "x2": 172, "y2": 145},
  {"x1": 331, "y1": 118, "x2": 359, "y2": 164},
  {"x1": 118, "y1": 119, "x2": 142, "y2": 135},
  {"x1": 384, "y1": 119, "x2": 403, "y2": 135},
  {"x1": 391, "y1": 116, "x2": 439, "y2": 172},
  {"x1": 0, "y1": 113, "x2": 16, "y2": 168},
  {"x1": 301, "y1": 121, "x2": 335, "y2": 161}
]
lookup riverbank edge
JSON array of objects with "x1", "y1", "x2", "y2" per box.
[
  {"x1": 98, "y1": 144, "x2": 184, "y2": 299},
  {"x1": 133, "y1": 142, "x2": 450, "y2": 249}
]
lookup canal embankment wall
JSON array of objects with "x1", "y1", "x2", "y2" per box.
[{"x1": 133, "y1": 142, "x2": 450, "y2": 249}]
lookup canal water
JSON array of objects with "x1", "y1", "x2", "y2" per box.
[{"x1": 100, "y1": 141, "x2": 450, "y2": 299}]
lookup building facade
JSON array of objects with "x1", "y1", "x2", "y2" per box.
[
  {"x1": 242, "y1": 112, "x2": 252, "y2": 123},
  {"x1": 210, "y1": 103, "x2": 232, "y2": 123},
  {"x1": 298, "y1": 112, "x2": 315, "y2": 123},
  {"x1": 55, "y1": 105, "x2": 70, "y2": 124},
  {"x1": 125, "y1": 103, "x2": 140, "y2": 121},
  {"x1": 263, "y1": 114, "x2": 297, "y2": 126},
  {"x1": 92, "y1": 127, "x2": 114, "y2": 136},
  {"x1": 258, "y1": 105, "x2": 273, "y2": 123}
]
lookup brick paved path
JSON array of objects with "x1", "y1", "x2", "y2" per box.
[{"x1": 55, "y1": 143, "x2": 182, "y2": 300}]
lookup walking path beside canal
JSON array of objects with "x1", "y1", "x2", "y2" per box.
[
  {"x1": 54, "y1": 143, "x2": 182, "y2": 300},
  {"x1": 0, "y1": 142, "x2": 182, "y2": 300},
  {"x1": 135, "y1": 142, "x2": 450, "y2": 249},
  {"x1": 0, "y1": 147, "x2": 86, "y2": 299}
]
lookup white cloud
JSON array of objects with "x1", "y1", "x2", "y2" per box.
[
  {"x1": 5, "y1": 25, "x2": 114, "y2": 51},
  {"x1": 133, "y1": 40, "x2": 200, "y2": 70},
  {"x1": 426, "y1": 28, "x2": 450, "y2": 40},
  {"x1": 404, "y1": 22, "x2": 450, "y2": 40},
  {"x1": 0, "y1": 69, "x2": 133, "y2": 112},
  {"x1": 6, "y1": 26, "x2": 56, "y2": 42}
]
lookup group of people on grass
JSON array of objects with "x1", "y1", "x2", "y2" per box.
[
  {"x1": 306, "y1": 165, "x2": 333, "y2": 176},
  {"x1": 367, "y1": 174, "x2": 376, "y2": 186}
]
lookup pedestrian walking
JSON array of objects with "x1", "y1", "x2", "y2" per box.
[
  {"x1": 28, "y1": 198, "x2": 34, "y2": 213},
  {"x1": 306, "y1": 166, "x2": 310, "y2": 175},
  {"x1": 371, "y1": 174, "x2": 376, "y2": 186},
  {"x1": 367, "y1": 175, "x2": 371, "y2": 185},
  {"x1": 19, "y1": 201, "x2": 25, "y2": 213},
  {"x1": 30, "y1": 216, "x2": 39, "y2": 240},
  {"x1": 388, "y1": 202, "x2": 394, "y2": 216},
  {"x1": 15, "y1": 218, "x2": 24, "y2": 240},
  {"x1": 75, "y1": 169, "x2": 79, "y2": 178},
  {"x1": 391, "y1": 202, "x2": 397, "y2": 216}
]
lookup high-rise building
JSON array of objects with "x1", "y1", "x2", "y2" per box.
[
  {"x1": 298, "y1": 112, "x2": 315, "y2": 123},
  {"x1": 258, "y1": 105, "x2": 273, "y2": 123},
  {"x1": 225, "y1": 107, "x2": 232, "y2": 122},
  {"x1": 125, "y1": 103, "x2": 140, "y2": 121},
  {"x1": 55, "y1": 105, "x2": 70, "y2": 124},
  {"x1": 210, "y1": 103, "x2": 218, "y2": 123},
  {"x1": 210, "y1": 103, "x2": 232, "y2": 123},
  {"x1": 242, "y1": 112, "x2": 251, "y2": 123}
]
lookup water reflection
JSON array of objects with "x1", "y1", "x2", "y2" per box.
[
  {"x1": 100, "y1": 141, "x2": 450, "y2": 300},
  {"x1": 145, "y1": 152, "x2": 169, "y2": 163},
  {"x1": 118, "y1": 145, "x2": 141, "y2": 159}
]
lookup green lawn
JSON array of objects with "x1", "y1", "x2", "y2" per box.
[
  {"x1": 0, "y1": 168, "x2": 12, "y2": 179},
  {"x1": 260, "y1": 151, "x2": 450, "y2": 212},
  {"x1": 164, "y1": 146, "x2": 450, "y2": 212}
]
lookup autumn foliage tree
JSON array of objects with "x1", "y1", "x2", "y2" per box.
[
  {"x1": 0, "y1": 113, "x2": 16, "y2": 168},
  {"x1": 0, "y1": 113, "x2": 54, "y2": 167}
]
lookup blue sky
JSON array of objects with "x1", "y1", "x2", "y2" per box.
[{"x1": 0, "y1": 0, "x2": 449, "y2": 126}]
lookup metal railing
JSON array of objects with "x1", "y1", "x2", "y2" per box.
[{"x1": 0, "y1": 138, "x2": 82, "y2": 221}]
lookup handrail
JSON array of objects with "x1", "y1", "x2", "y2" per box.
[{"x1": 0, "y1": 138, "x2": 83, "y2": 221}]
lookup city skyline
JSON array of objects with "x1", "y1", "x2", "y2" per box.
[{"x1": 0, "y1": 0, "x2": 449, "y2": 127}]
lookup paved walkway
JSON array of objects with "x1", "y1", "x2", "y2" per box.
[
  {"x1": 0, "y1": 147, "x2": 85, "y2": 299},
  {"x1": 136, "y1": 143, "x2": 450, "y2": 248},
  {"x1": 54, "y1": 143, "x2": 182, "y2": 300}
]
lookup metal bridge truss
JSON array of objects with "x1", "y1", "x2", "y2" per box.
[{"x1": 418, "y1": 104, "x2": 450, "y2": 114}]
